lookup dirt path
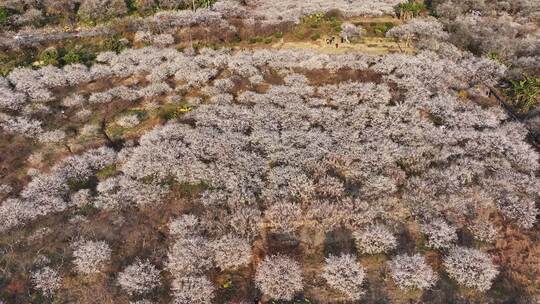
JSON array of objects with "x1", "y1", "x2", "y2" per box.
[
  {"x1": 349, "y1": 15, "x2": 403, "y2": 24},
  {"x1": 270, "y1": 37, "x2": 414, "y2": 55}
]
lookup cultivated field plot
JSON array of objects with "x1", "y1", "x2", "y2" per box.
[{"x1": 0, "y1": 1, "x2": 539, "y2": 304}]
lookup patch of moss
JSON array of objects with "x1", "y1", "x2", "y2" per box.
[{"x1": 96, "y1": 164, "x2": 117, "y2": 179}]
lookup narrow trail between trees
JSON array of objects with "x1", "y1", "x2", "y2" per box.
[{"x1": 268, "y1": 37, "x2": 413, "y2": 55}]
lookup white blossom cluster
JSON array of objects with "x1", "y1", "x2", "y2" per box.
[
  {"x1": 443, "y1": 246, "x2": 499, "y2": 291},
  {"x1": 421, "y1": 219, "x2": 458, "y2": 250},
  {"x1": 2, "y1": 45, "x2": 531, "y2": 239},
  {"x1": 72, "y1": 240, "x2": 112, "y2": 274},
  {"x1": 210, "y1": 234, "x2": 252, "y2": 271},
  {"x1": 0, "y1": 147, "x2": 116, "y2": 231},
  {"x1": 254, "y1": 255, "x2": 303, "y2": 301},
  {"x1": 353, "y1": 225, "x2": 397, "y2": 255},
  {"x1": 387, "y1": 254, "x2": 438, "y2": 290},
  {"x1": 249, "y1": 0, "x2": 408, "y2": 24},
  {"x1": 468, "y1": 221, "x2": 497, "y2": 243},
  {"x1": 166, "y1": 214, "x2": 215, "y2": 303},
  {"x1": 321, "y1": 254, "x2": 366, "y2": 300},
  {"x1": 117, "y1": 259, "x2": 161, "y2": 295},
  {"x1": 31, "y1": 266, "x2": 62, "y2": 296}
]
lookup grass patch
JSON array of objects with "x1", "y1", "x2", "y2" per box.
[
  {"x1": 96, "y1": 164, "x2": 117, "y2": 179},
  {"x1": 373, "y1": 22, "x2": 395, "y2": 36},
  {"x1": 158, "y1": 103, "x2": 193, "y2": 121},
  {"x1": 68, "y1": 178, "x2": 96, "y2": 192},
  {"x1": 292, "y1": 12, "x2": 342, "y2": 41},
  {"x1": 175, "y1": 181, "x2": 209, "y2": 197},
  {"x1": 0, "y1": 49, "x2": 36, "y2": 76}
]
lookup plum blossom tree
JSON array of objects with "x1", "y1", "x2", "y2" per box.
[
  {"x1": 166, "y1": 236, "x2": 212, "y2": 275},
  {"x1": 31, "y1": 266, "x2": 62, "y2": 296},
  {"x1": 340, "y1": 22, "x2": 362, "y2": 43},
  {"x1": 353, "y1": 225, "x2": 397, "y2": 255},
  {"x1": 443, "y1": 246, "x2": 499, "y2": 291},
  {"x1": 387, "y1": 253, "x2": 438, "y2": 290},
  {"x1": 421, "y1": 219, "x2": 458, "y2": 249},
  {"x1": 210, "y1": 234, "x2": 251, "y2": 271},
  {"x1": 386, "y1": 17, "x2": 449, "y2": 43},
  {"x1": 322, "y1": 254, "x2": 366, "y2": 300},
  {"x1": 72, "y1": 240, "x2": 112, "y2": 274},
  {"x1": 169, "y1": 214, "x2": 203, "y2": 238},
  {"x1": 118, "y1": 259, "x2": 161, "y2": 295},
  {"x1": 78, "y1": 0, "x2": 128, "y2": 21},
  {"x1": 255, "y1": 255, "x2": 303, "y2": 301},
  {"x1": 171, "y1": 276, "x2": 215, "y2": 304}
]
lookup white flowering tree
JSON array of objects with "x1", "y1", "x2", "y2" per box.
[
  {"x1": 387, "y1": 253, "x2": 438, "y2": 290},
  {"x1": 353, "y1": 225, "x2": 397, "y2": 255},
  {"x1": 443, "y1": 247, "x2": 499, "y2": 291},
  {"x1": 72, "y1": 240, "x2": 112, "y2": 274},
  {"x1": 322, "y1": 254, "x2": 366, "y2": 300},
  {"x1": 118, "y1": 259, "x2": 161, "y2": 295},
  {"x1": 255, "y1": 255, "x2": 303, "y2": 301}
]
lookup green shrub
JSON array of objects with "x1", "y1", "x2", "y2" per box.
[
  {"x1": 102, "y1": 37, "x2": 128, "y2": 53},
  {"x1": 195, "y1": 0, "x2": 217, "y2": 8},
  {"x1": 302, "y1": 12, "x2": 326, "y2": 28},
  {"x1": 62, "y1": 50, "x2": 81, "y2": 65},
  {"x1": 38, "y1": 47, "x2": 59, "y2": 66},
  {"x1": 506, "y1": 75, "x2": 540, "y2": 113},
  {"x1": 374, "y1": 22, "x2": 395, "y2": 35},
  {"x1": 249, "y1": 36, "x2": 264, "y2": 44},
  {"x1": 396, "y1": 2, "x2": 426, "y2": 16},
  {"x1": 60, "y1": 45, "x2": 97, "y2": 66},
  {"x1": 125, "y1": 0, "x2": 138, "y2": 13},
  {"x1": 231, "y1": 36, "x2": 242, "y2": 43},
  {"x1": 274, "y1": 32, "x2": 284, "y2": 39},
  {"x1": 310, "y1": 33, "x2": 321, "y2": 41},
  {"x1": 0, "y1": 7, "x2": 10, "y2": 26}
]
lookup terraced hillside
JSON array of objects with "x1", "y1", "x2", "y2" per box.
[{"x1": 0, "y1": 1, "x2": 538, "y2": 304}]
